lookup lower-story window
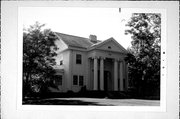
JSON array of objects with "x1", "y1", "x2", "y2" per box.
[
  {"x1": 54, "y1": 75, "x2": 62, "y2": 86},
  {"x1": 73, "y1": 75, "x2": 78, "y2": 85},
  {"x1": 79, "y1": 75, "x2": 84, "y2": 86},
  {"x1": 73, "y1": 75, "x2": 84, "y2": 86}
]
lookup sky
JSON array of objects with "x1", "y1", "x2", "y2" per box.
[{"x1": 20, "y1": 7, "x2": 133, "y2": 49}]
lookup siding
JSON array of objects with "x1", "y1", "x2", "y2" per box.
[
  {"x1": 62, "y1": 50, "x2": 71, "y2": 92},
  {"x1": 71, "y1": 50, "x2": 87, "y2": 92}
]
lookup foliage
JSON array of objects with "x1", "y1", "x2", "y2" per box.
[
  {"x1": 125, "y1": 13, "x2": 161, "y2": 96},
  {"x1": 23, "y1": 22, "x2": 58, "y2": 97}
]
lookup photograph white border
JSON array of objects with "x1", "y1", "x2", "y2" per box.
[{"x1": 1, "y1": 1, "x2": 179, "y2": 119}]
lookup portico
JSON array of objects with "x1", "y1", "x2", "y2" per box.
[{"x1": 89, "y1": 55, "x2": 128, "y2": 92}]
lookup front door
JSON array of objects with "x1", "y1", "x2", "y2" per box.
[{"x1": 104, "y1": 71, "x2": 111, "y2": 91}]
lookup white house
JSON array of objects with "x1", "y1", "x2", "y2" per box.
[{"x1": 49, "y1": 32, "x2": 129, "y2": 93}]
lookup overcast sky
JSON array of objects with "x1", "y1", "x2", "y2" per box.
[{"x1": 20, "y1": 7, "x2": 133, "y2": 49}]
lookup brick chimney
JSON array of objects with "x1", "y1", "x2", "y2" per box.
[{"x1": 89, "y1": 35, "x2": 97, "y2": 43}]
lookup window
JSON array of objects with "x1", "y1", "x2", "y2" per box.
[
  {"x1": 60, "y1": 60, "x2": 63, "y2": 65},
  {"x1": 76, "y1": 54, "x2": 82, "y2": 64},
  {"x1": 73, "y1": 75, "x2": 78, "y2": 85},
  {"x1": 108, "y1": 46, "x2": 111, "y2": 49},
  {"x1": 59, "y1": 75, "x2": 63, "y2": 85},
  {"x1": 54, "y1": 75, "x2": 62, "y2": 85},
  {"x1": 79, "y1": 76, "x2": 84, "y2": 86}
]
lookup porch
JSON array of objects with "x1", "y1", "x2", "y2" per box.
[{"x1": 88, "y1": 56, "x2": 128, "y2": 91}]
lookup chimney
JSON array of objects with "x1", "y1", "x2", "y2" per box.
[{"x1": 89, "y1": 35, "x2": 97, "y2": 43}]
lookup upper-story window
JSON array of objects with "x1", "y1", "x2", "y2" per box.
[
  {"x1": 60, "y1": 60, "x2": 63, "y2": 65},
  {"x1": 76, "y1": 54, "x2": 82, "y2": 64},
  {"x1": 59, "y1": 55, "x2": 63, "y2": 65}
]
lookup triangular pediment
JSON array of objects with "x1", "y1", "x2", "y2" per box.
[{"x1": 90, "y1": 38, "x2": 127, "y2": 54}]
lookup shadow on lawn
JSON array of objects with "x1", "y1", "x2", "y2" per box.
[{"x1": 23, "y1": 98, "x2": 108, "y2": 106}]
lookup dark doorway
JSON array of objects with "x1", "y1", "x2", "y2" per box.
[
  {"x1": 98, "y1": 70, "x2": 100, "y2": 90},
  {"x1": 104, "y1": 71, "x2": 111, "y2": 91}
]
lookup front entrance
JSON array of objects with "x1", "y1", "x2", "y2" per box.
[
  {"x1": 104, "y1": 71, "x2": 111, "y2": 91},
  {"x1": 89, "y1": 57, "x2": 127, "y2": 91},
  {"x1": 97, "y1": 70, "x2": 112, "y2": 91}
]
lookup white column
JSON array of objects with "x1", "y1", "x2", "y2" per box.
[
  {"x1": 100, "y1": 57, "x2": 104, "y2": 91},
  {"x1": 114, "y1": 59, "x2": 118, "y2": 91},
  {"x1": 126, "y1": 63, "x2": 129, "y2": 90},
  {"x1": 119, "y1": 61, "x2": 124, "y2": 91},
  {"x1": 93, "y1": 57, "x2": 98, "y2": 90},
  {"x1": 86, "y1": 58, "x2": 91, "y2": 90}
]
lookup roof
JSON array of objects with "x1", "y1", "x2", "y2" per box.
[
  {"x1": 55, "y1": 32, "x2": 93, "y2": 49},
  {"x1": 54, "y1": 32, "x2": 127, "y2": 54}
]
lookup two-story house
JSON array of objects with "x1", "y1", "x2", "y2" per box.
[{"x1": 49, "y1": 32, "x2": 129, "y2": 93}]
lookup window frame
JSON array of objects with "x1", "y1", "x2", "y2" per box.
[
  {"x1": 54, "y1": 75, "x2": 63, "y2": 86},
  {"x1": 76, "y1": 54, "x2": 82, "y2": 64},
  {"x1": 79, "y1": 75, "x2": 84, "y2": 86},
  {"x1": 60, "y1": 60, "x2": 63, "y2": 65},
  {"x1": 73, "y1": 75, "x2": 78, "y2": 85}
]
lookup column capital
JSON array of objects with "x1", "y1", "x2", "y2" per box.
[
  {"x1": 94, "y1": 56, "x2": 101, "y2": 59},
  {"x1": 100, "y1": 56, "x2": 105, "y2": 60},
  {"x1": 91, "y1": 56, "x2": 98, "y2": 59},
  {"x1": 118, "y1": 58, "x2": 123, "y2": 62},
  {"x1": 113, "y1": 58, "x2": 118, "y2": 62},
  {"x1": 88, "y1": 57, "x2": 93, "y2": 59}
]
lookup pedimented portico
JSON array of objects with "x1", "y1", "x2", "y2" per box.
[{"x1": 87, "y1": 38, "x2": 128, "y2": 91}]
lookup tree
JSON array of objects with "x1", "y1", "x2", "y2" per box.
[
  {"x1": 125, "y1": 13, "x2": 161, "y2": 97},
  {"x1": 23, "y1": 22, "x2": 58, "y2": 97}
]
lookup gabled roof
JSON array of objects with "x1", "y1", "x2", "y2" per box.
[
  {"x1": 89, "y1": 37, "x2": 128, "y2": 54},
  {"x1": 55, "y1": 32, "x2": 93, "y2": 49}
]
